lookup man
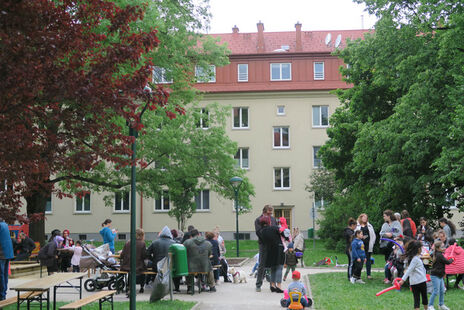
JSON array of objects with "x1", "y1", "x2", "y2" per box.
[
  {"x1": 13, "y1": 232, "x2": 36, "y2": 261},
  {"x1": 254, "y1": 205, "x2": 277, "y2": 292},
  {"x1": 0, "y1": 218, "x2": 14, "y2": 300},
  {"x1": 183, "y1": 229, "x2": 216, "y2": 293}
]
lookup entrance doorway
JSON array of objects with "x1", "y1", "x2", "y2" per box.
[{"x1": 274, "y1": 208, "x2": 292, "y2": 230}]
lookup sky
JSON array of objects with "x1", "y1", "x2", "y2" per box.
[{"x1": 207, "y1": 0, "x2": 378, "y2": 34}]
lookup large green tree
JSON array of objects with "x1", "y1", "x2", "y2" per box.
[{"x1": 317, "y1": 1, "x2": 464, "y2": 243}]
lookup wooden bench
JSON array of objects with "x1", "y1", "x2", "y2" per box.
[
  {"x1": 0, "y1": 291, "x2": 45, "y2": 308},
  {"x1": 60, "y1": 290, "x2": 116, "y2": 310}
]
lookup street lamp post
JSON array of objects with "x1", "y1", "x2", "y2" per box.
[{"x1": 230, "y1": 176, "x2": 243, "y2": 257}]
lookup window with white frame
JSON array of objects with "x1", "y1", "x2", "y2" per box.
[
  {"x1": 238, "y1": 64, "x2": 248, "y2": 82},
  {"x1": 313, "y1": 146, "x2": 322, "y2": 168},
  {"x1": 277, "y1": 105, "x2": 285, "y2": 115},
  {"x1": 154, "y1": 191, "x2": 170, "y2": 211},
  {"x1": 195, "y1": 190, "x2": 210, "y2": 211},
  {"x1": 271, "y1": 63, "x2": 291, "y2": 81},
  {"x1": 235, "y1": 148, "x2": 249, "y2": 169},
  {"x1": 195, "y1": 65, "x2": 216, "y2": 83},
  {"x1": 114, "y1": 191, "x2": 130, "y2": 212},
  {"x1": 273, "y1": 127, "x2": 289, "y2": 148},
  {"x1": 314, "y1": 197, "x2": 326, "y2": 209},
  {"x1": 153, "y1": 67, "x2": 173, "y2": 84},
  {"x1": 45, "y1": 196, "x2": 52, "y2": 214},
  {"x1": 233, "y1": 107, "x2": 248, "y2": 128},
  {"x1": 197, "y1": 108, "x2": 209, "y2": 129},
  {"x1": 314, "y1": 62, "x2": 324, "y2": 80},
  {"x1": 274, "y1": 168, "x2": 290, "y2": 189},
  {"x1": 312, "y1": 105, "x2": 329, "y2": 127},
  {"x1": 75, "y1": 193, "x2": 91, "y2": 213}
]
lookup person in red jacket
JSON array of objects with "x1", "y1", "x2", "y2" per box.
[
  {"x1": 401, "y1": 210, "x2": 417, "y2": 238},
  {"x1": 444, "y1": 238, "x2": 464, "y2": 289}
]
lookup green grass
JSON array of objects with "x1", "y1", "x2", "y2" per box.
[
  {"x1": 309, "y1": 272, "x2": 462, "y2": 310},
  {"x1": 3, "y1": 300, "x2": 195, "y2": 310}
]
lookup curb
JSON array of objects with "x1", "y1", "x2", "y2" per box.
[{"x1": 191, "y1": 301, "x2": 202, "y2": 310}]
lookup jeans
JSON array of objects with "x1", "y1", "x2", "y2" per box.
[
  {"x1": 429, "y1": 275, "x2": 445, "y2": 307},
  {"x1": 365, "y1": 252, "x2": 372, "y2": 276},
  {"x1": 0, "y1": 259, "x2": 9, "y2": 300},
  {"x1": 352, "y1": 260, "x2": 363, "y2": 279},
  {"x1": 346, "y1": 250, "x2": 352, "y2": 280},
  {"x1": 256, "y1": 243, "x2": 269, "y2": 288},
  {"x1": 270, "y1": 265, "x2": 283, "y2": 283},
  {"x1": 251, "y1": 262, "x2": 259, "y2": 274},
  {"x1": 284, "y1": 265, "x2": 296, "y2": 279}
]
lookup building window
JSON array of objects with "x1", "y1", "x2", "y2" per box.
[
  {"x1": 271, "y1": 63, "x2": 291, "y2": 81},
  {"x1": 196, "y1": 108, "x2": 209, "y2": 129},
  {"x1": 75, "y1": 193, "x2": 91, "y2": 213},
  {"x1": 277, "y1": 106, "x2": 285, "y2": 115},
  {"x1": 314, "y1": 62, "x2": 324, "y2": 80},
  {"x1": 313, "y1": 146, "x2": 322, "y2": 168},
  {"x1": 195, "y1": 190, "x2": 210, "y2": 211},
  {"x1": 45, "y1": 196, "x2": 52, "y2": 214},
  {"x1": 238, "y1": 64, "x2": 248, "y2": 82},
  {"x1": 314, "y1": 197, "x2": 326, "y2": 209},
  {"x1": 153, "y1": 67, "x2": 173, "y2": 84},
  {"x1": 235, "y1": 148, "x2": 249, "y2": 169},
  {"x1": 273, "y1": 127, "x2": 289, "y2": 148},
  {"x1": 312, "y1": 106, "x2": 329, "y2": 127},
  {"x1": 274, "y1": 168, "x2": 290, "y2": 190},
  {"x1": 154, "y1": 191, "x2": 170, "y2": 211},
  {"x1": 195, "y1": 65, "x2": 216, "y2": 83},
  {"x1": 114, "y1": 192, "x2": 130, "y2": 212},
  {"x1": 233, "y1": 107, "x2": 249, "y2": 129}
]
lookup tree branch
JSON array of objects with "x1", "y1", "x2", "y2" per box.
[{"x1": 48, "y1": 175, "x2": 129, "y2": 189}]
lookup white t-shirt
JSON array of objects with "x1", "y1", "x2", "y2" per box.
[{"x1": 71, "y1": 246, "x2": 83, "y2": 266}]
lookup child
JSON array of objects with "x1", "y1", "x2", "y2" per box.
[
  {"x1": 71, "y1": 240, "x2": 83, "y2": 272},
  {"x1": 283, "y1": 243, "x2": 298, "y2": 281},
  {"x1": 399, "y1": 240, "x2": 428, "y2": 310},
  {"x1": 384, "y1": 237, "x2": 405, "y2": 283},
  {"x1": 344, "y1": 218, "x2": 357, "y2": 281},
  {"x1": 280, "y1": 271, "x2": 311, "y2": 308},
  {"x1": 250, "y1": 253, "x2": 259, "y2": 277},
  {"x1": 351, "y1": 230, "x2": 366, "y2": 284},
  {"x1": 428, "y1": 241, "x2": 453, "y2": 310}
]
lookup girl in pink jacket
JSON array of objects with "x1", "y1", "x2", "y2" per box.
[{"x1": 444, "y1": 238, "x2": 464, "y2": 289}]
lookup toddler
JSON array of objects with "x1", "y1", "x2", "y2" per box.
[
  {"x1": 280, "y1": 271, "x2": 311, "y2": 308},
  {"x1": 351, "y1": 230, "x2": 366, "y2": 284},
  {"x1": 283, "y1": 243, "x2": 298, "y2": 281},
  {"x1": 71, "y1": 240, "x2": 83, "y2": 272}
]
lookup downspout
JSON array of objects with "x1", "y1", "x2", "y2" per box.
[{"x1": 140, "y1": 191, "x2": 143, "y2": 229}]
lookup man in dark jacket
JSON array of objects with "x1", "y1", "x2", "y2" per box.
[
  {"x1": 0, "y1": 218, "x2": 14, "y2": 300},
  {"x1": 254, "y1": 205, "x2": 277, "y2": 292},
  {"x1": 13, "y1": 232, "x2": 36, "y2": 261},
  {"x1": 147, "y1": 226, "x2": 175, "y2": 272}
]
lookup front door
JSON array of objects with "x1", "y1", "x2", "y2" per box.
[{"x1": 274, "y1": 208, "x2": 292, "y2": 230}]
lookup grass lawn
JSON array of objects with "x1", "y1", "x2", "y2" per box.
[
  {"x1": 3, "y1": 300, "x2": 195, "y2": 310},
  {"x1": 309, "y1": 272, "x2": 462, "y2": 310}
]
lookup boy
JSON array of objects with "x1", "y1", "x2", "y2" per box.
[
  {"x1": 351, "y1": 230, "x2": 366, "y2": 284},
  {"x1": 283, "y1": 243, "x2": 298, "y2": 281},
  {"x1": 280, "y1": 271, "x2": 311, "y2": 308}
]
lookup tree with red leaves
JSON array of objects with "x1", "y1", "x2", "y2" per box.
[{"x1": 0, "y1": 0, "x2": 168, "y2": 243}]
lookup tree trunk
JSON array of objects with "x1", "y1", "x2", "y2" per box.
[{"x1": 26, "y1": 191, "x2": 48, "y2": 245}]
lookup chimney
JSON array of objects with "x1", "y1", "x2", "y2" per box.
[
  {"x1": 257, "y1": 21, "x2": 265, "y2": 53},
  {"x1": 295, "y1": 22, "x2": 302, "y2": 52},
  {"x1": 232, "y1": 25, "x2": 239, "y2": 34}
]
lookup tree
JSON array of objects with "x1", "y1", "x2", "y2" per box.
[
  {"x1": 0, "y1": 0, "x2": 167, "y2": 243},
  {"x1": 318, "y1": 1, "x2": 464, "y2": 242}
]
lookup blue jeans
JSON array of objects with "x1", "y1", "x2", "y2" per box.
[
  {"x1": 251, "y1": 262, "x2": 259, "y2": 273},
  {"x1": 0, "y1": 259, "x2": 9, "y2": 300},
  {"x1": 429, "y1": 275, "x2": 445, "y2": 307}
]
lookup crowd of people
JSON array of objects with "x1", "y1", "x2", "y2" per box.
[{"x1": 344, "y1": 209, "x2": 462, "y2": 310}]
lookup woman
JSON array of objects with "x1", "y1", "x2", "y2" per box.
[
  {"x1": 379, "y1": 209, "x2": 403, "y2": 261},
  {"x1": 260, "y1": 215, "x2": 285, "y2": 293},
  {"x1": 343, "y1": 218, "x2": 357, "y2": 281},
  {"x1": 416, "y1": 217, "x2": 434, "y2": 246},
  {"x1": 356, "y1": 213, "x2": 376, "y2": 279},
  {"x1": 205, "y1": 232, "x2": 220, "y2": 284},
  {"x1": 39, "y1": 235, "x2": 63, "y2": 275},
  {"x1": 99, "y1": 219, "x2": 117, "y2": 253},
  {"x1": 436, "y1": 229, "x2": 449, "y2": 248},
  {"x1": 292, "y1": 227, "x2": 305, "y2": 267},
  {"x1": 120, "y1": 228, "x2": 147, "y2": 294},
  {"x1": 438, "y1": 218, "x2": 456, "y2": 240},
  {"x1": 401, "y1": 210, "x2": 417, "y2": 238},
  {"x1": 60, "y1": 229, "x2": 74, "y2": 272}
]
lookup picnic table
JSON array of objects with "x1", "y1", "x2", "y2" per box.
[{"x1": 10, "y1": 272, "x2": 87, "y2": 310}]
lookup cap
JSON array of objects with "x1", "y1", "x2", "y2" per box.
[
  {"x1": 287, "y1": 242, "x2": 294, "y2": 249},
  {"x1": 292, "y1": 270, "x2": 301, "y2": 280}
]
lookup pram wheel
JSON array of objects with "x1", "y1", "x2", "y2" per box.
[
  {"x1": 84, "y1": 279, "x2": 97, "y2": 292},
  {"x1": 108, "y1": 278, "x2": 125, "y2": 292}
]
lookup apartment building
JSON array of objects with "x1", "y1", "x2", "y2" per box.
[{"x1": 44, "y1": 23, "x2": 368, "y2": 241}]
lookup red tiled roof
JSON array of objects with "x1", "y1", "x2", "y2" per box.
[{"x1": 210, "y1": 29, "x2": 370, "y2": 54}]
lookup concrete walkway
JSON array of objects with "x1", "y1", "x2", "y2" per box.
[{"x1": 6, "y1": 260, "x2": 347, "y2": 309}]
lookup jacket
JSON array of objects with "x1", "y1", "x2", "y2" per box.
[
  {"x1": 355, "y1": 222, "x2": 376, "y2": 253},
  {"x1": 207, "y1": 239, "x2": 220, "y2": 266},
  {"x1": 14, "y1": 236, "x2": 36, "y2": 256},
  {"x1": 99, "y1": 227, "x2": 116, "y2": 251},
  {"x1": 0, "y1": 222, "x2": 14, "y2": 260},
  {"x1": 445, "y1": 244, "x2": 464, "y2": 275},
  {"x1": 147, "y1": 226, "x2": 175, "y2": 266},
  {"x1": 260, "y1": 225, "x2": 285, "y2": 267},
  {"x1": 343, "y1": 227, "x2": 354, "y2": 253},
  {"x1": 402, "y1": 255, "x2": 427, "y2": 285},
  {"x1": 401, "y1": 218, "x2": 417, "y2": 238},
  {"x1": 351, "y1": 238, "x2": 366, "y2": 260},
  {"x1": 293, "y1": 233, "x2": 304, "y2": 251},
  {"x1": 379, "y1": 221, "x2": 402, "y2": 247},
  {"x1": 38, "y1": 241, "x2": 58, "y2": 267},
  {"x1": 254, "y1": 215, "x2": 277, "y2": 243},
  {"x1": 120, "y1": 239, "x2": 147, "y2": 274},
  {"x1": 183, "y1": 236, "x2": 212, "y2": 272},
  {"x1": 430, "y1": 251, "x2": 453, "y2": 278},
  {"x1": 285, "y1": 251, "x2": 298, "y2": 266}
]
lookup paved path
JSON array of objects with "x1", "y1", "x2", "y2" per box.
[{"x1": 6, "y1": 261, "x2": 348, "y2": 309}]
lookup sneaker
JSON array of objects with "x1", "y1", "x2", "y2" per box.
[
  {"x1": 355, "y1": 279, "x2": 365, "y2": 284},
  {"x1": 256, "y1": 287, "x2": 261, "y2": 292},
  {"x1": 209, "y1": 287, "x2": 216, "y2": 293},
  {"x1": 383, "y1": 278, "x2": 391, "y2": 284},
  {"x1": 428, "y1": 306, "x2": 435, "y2": 310},
  {"x1": 439, "y1": 305, "x2": 450, "y2": 310},
  {"x1": 350, "y1": 277, "x2": 356, "y2": 284}
]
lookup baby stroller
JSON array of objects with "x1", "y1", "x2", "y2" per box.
[{"x1": 81, "y1": 244, "x2": 125, "y2": 293}]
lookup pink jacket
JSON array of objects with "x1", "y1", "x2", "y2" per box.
[{"x1": 445, "y1": 244, "x2": 464, "y2": 274}]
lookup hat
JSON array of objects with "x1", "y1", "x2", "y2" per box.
[
  {"x1": 287, "y1": 242, "x2": 294, "y2": 249},
  {"x1": 292, "y1": 270, "x2": 301, "y2": 280}
]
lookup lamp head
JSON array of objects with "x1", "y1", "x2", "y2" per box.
[{"x1": 229, "y1": 176, "x2": 243, "y2": 190}]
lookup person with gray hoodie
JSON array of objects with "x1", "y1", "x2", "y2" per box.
[
  {"x1": 147, "y1": 226, "x2": 178, "y2": 290},
  {"x1": 379, "y1": 209, "x2": 403, "y2": 262}
]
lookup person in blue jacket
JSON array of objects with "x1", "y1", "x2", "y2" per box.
[
  {"x1": 0, "y1": 218, "x2": 14, "y2": 300},
  {"x1": 100, "y1": 219, "x2": 117, "y2": 253},
  {"x1": 350, "y1": 230, "x2": 366, "y2": 284}
]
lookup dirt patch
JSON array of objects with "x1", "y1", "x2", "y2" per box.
[{"x1": 227, "y1": 257, "x2": 249, "y2": 267}]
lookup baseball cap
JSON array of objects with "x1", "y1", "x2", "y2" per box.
[{"x1": 292, "y1": 270, "x2": 301, "y2": 280}]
